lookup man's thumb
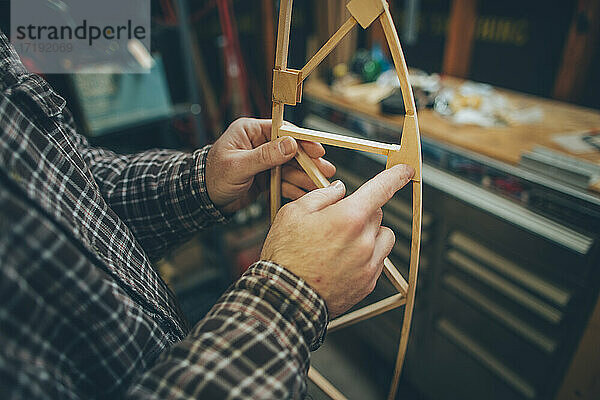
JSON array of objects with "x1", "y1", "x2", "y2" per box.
[{"x1": 245, "y1": 136, "x2": 298, "y2": 176}]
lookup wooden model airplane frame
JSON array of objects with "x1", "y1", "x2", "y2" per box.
[{"x1": 269, "y1": 1, "x2": 422, "y2": 399}]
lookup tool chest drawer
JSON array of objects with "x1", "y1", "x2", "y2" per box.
[
  {"x1": 439, "y1": 192, "x2": 595, "y2": 289},
  {"x1": 435, "y1": 286, "x2": 553, "y2": 397},
  {"x1": 424, "y1": 189, "x2": 596, "y2": 400},
  {"x1": 427, "y1": 318, "x2": 536, "y2": 400},
  {"x1": 443, "y1": 229, "x2": 573, "y2": 334}
]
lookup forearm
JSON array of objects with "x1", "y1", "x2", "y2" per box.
[
  {"x1": 126, "y1": 261, "x2": 328, "y2": 399},
  {"x1": 78, "y1": 142, "x2": 226, "y2": 261}
]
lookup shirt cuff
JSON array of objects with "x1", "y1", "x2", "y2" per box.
[
  {"x1": 236, "y1": 260, "x2": 329, "y2": 351},
  {"x1": 192, "y1": 145, "x2": 228, "y2": 225}
]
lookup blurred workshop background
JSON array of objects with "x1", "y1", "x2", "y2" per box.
[{"x1": 1, "y1": 0, "x2": 599, "y2": 399}]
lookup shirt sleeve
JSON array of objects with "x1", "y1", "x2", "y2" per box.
[
  {"x1": 64, "y1": 112, "x2": 227, "y2": 261},
  {"x1": 126, "y1": 261, "x2": 329, "y2": 400}
]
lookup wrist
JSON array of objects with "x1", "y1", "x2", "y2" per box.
[
  {"x1": 191, "y1": 145, "x2": 228, "y2": 224},
  {"x1": 204, "y1": 145, "x2": 223, "y2": 208},
  {"x1": 238, "y1": 261, "x2": 329, "y2": 351}
]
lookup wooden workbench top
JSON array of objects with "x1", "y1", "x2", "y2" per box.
[{"x1": 304, "y1": 79, "x2": 600, "y2": 167}]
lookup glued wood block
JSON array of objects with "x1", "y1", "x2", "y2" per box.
[
  {"x1": 346, "y1": 0, "x2": 386, "y2": 29},
  {"x1": 386, "y1": 114, "x2": 422, "y2": 181},
  {"x1": 279, "y1": 125, "x2": 399, "y2": 155},
  {"x1": 272, "y1": 68, "x2": 302, "y2": 105}
]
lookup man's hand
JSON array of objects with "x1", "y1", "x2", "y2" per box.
[
  {"x1": 206, "y1": 118, "x2": 336, "y2": 214},
  {"x1": 261, "y1": 164, "x2": 415, "y2": 318}
]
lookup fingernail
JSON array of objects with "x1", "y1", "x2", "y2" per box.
[
  {"x1": 279, "y1": 137, "x2": 295, "y2": 156},
  {"x1": 330, "y1": 180, "x2": 344, "y2": 190}
]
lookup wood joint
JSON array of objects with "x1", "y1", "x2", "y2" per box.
[
  {"x1": 386, "y1": 114, "x2": 422, "y2": 181},
  {"x1": 346, "y1": 0, "x2": 386, "y2": 29},
  {"x1": 272, "y1": 68, "x2": 303, "y2": 105}
]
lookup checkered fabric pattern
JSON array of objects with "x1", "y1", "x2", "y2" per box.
[{"x1": 0, "y1": 31, "x2": 328, "y2": 399}]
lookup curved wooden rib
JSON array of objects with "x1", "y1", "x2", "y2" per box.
[
  {"x1": 270, "y1": 1, "x2": 422, "y2": 399},
  {"x1": 378, "y1": 4, "x2": 422, "y2": 399},
  {"x1": 389, "y1": 181, "x2": 421, "y2": 399},
  {"x1": 270, "y1": 0, "x2": 294, "y2": 222}
]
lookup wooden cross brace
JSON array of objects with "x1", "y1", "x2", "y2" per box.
[{"x1": 269, "y1": 1, "x2": 423, "y2": 399}]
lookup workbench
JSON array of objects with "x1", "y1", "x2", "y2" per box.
[
  {"x1": 306, "y1": 79, "x2": 600, "y2": 166},
  {"x1": 301, "y1": 79, "x2": 600, "y2": 400}
]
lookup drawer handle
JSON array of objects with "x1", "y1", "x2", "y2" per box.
[
  {"x1": 437, "y1": 318, "x2": 536, "y2": 399},
  {"x1": 447, "y1": 250, "x2": 563, "y2": 324},
  {"x1": 444, "y1": 275, "x2": 557, "y2": 354},
  {"x1": 449, "y1": 232, "x2": 570, "y2": 307}
]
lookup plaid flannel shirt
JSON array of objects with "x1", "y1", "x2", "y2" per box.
[{"x1": 0, "y1": 32, "x2": 328, "y2": 399}]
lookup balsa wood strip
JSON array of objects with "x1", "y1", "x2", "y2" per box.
[
  {"x1": 280, "y1": 125, "x2": 398, "y2": 155},
  {"x1": 379, "y1": 5, "x2": 415, "y2": 116},
  {"x1": 295, "y1": 148, "x2": 331, "y2": 189},
  {"x1": 383, "y1": 257, "x2": 409, "y2": 294},
  {"x1": 308, "y1": 368, "x2": 348, "y2": 400},
  {"x1": 300, "y1": 17, "x2": 357, "y2": 83},
  {"x1": 329, "y1": 293, "x2": 406, "y2": 332},
  {"x1": 270, "y1": 0, "x2": 294, "y2": 222},
  {"x1": 346, "y1": 0, "x2": 386, "y2": 28},
  {"x1": 388, "y1": 181, "x2": 422, "y2": 400},
  {"x1": 274, "y1": 0, "x2": 293, "y2": 70}
]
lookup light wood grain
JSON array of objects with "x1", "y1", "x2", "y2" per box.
[
  {"x1": 385, "y1": 116, "x2": 420, "y2": 181},
  {"x1": 329, "y1": 293, "x2": 406, "y2": 332},
  {"x1": 272, "y1": 69, "x2": 301, "y2": 105},
  {"x1": 379, "y1": 6, "x2": 416, "y2": 116},
  {"x1": 270, "y1": 102, "x2": 284, "y2": 222},
  {"x1": 308, "y1": 368, "x2": 348, "y2": 400},
  {"x1": 300, "y1": 17, "x2": 357, "y2": 83},
  {"x1": 295, "y1": 148, "x2": 331, "y2": 189},
  {"x1": 386, "y1": 114, "x2": 422, "y2": 182},
  {"x1": 383, "y1": 257, "x2": 409, "y2": 294},
  {"x1": 376, "y1": 15, "x2": 423, "y2": 397},
  {"x1": 279, "y1": 124, "x2": 399, "y2": 155},
  {"x1": 388, "y1": 181, "x2": 422, "y2": 400},
  {"x1": 274, "y1": 0, "x2": 293, "y2": 70},
  {"x1": 270, "y1": 0, "x2": 294, "y2": 222},
  {"x1": 346, "y1": 0, "x2": 386, "y2": 29}
]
